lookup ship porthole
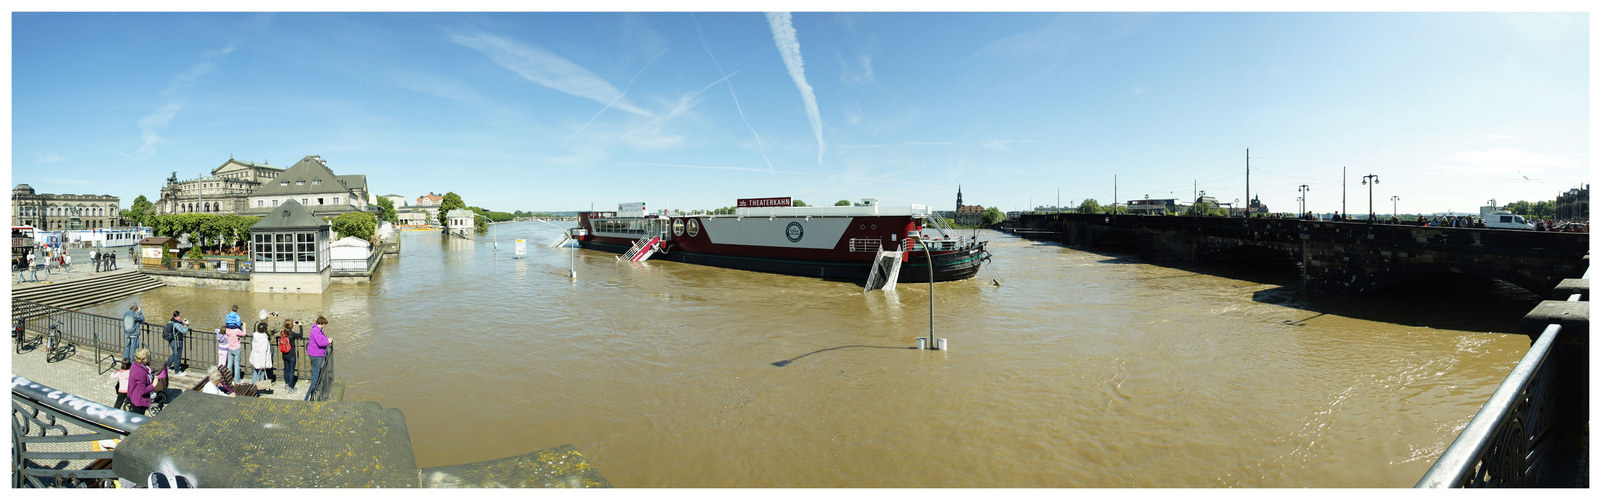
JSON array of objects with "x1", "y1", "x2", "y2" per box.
[
  {"x1": 859, "y1": 224, "x2": 865, "y2": 229},
  {"x1": 672, "y1": 219, "x2": 684, "y2": 236},
  {"x1": 687, "y1": 219, "x2": 700, "y2": 237},
  {"x1": 871, "y1": 224, "x2": 877, "y2": 229}
]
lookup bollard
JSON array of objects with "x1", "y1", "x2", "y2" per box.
[
  {"x1": 916, "y1": 338, "x2": 926, "y2": 350},
  {"x1": 937, "y1": 338, "x2": 947, "y2": 351}
]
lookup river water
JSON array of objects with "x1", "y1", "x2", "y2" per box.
[{"x1": 85, "y1": 221, "x2": 1537, "y2": 487}]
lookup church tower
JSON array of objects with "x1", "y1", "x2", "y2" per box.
[{"x1": 956, "y1": 185, "x2": 964, "y2": 210}]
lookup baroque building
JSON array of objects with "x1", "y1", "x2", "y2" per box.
[
  {"x1": 11, "y1": 184, "x2": 121, "y2": 230},
  {"x1": 156, "y1": 157, "x2": 284, "y2": 215},
  {"x1": 155, "y1": 155, "x2": 371, "y2": 218}
]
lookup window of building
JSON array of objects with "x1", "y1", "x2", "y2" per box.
[
  {"x1": 258, "y1": 200, "x2": 265, "y2": 207},
  {"x1": 317, "y1": 198, "x2": 324, "y2": 205},
  {"x1": 302, "y1": 199, "x2": 309, "y2": 205},
  {"x1": 333, "y1": 197, "x2": 340, "y2": 205},
  {"x1": 272, "y1": 199, "x2": 279, "y2": 206},
  {"x1": 297, "y1": 180, "x2": 304, "y2": 186}
]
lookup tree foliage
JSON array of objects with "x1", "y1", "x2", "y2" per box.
[
  {"x1": 834, "y1": 199, "x2": 851, "y2": 206},
  {"x1": 375, "y1": 196, "x2": 398, "y2": 224},
  {"x1": 122, "y1": 195, "x2": 154, "y2": 226},
  {"x1": 792, "y1": 199, "x2": 808, "y2": 207},
  {"x1": 148, "y1": 213, "x2": 260, "y2": 252},
  {"x1": 331, "y1": 211, "x2": 379, "y2": 241},
  {"x1": 1076, "y1": 198, "x2": 1126, "y2": 214},
  {"x1": 1503, "y1": 200, "x2": 1555, "y2": 218},
  {"x1": 437, "y1": 191, "x2": 467, "y2": 226},
  {"x1": 981, "y1": 207, "x2": 1005, "y2": 226}
]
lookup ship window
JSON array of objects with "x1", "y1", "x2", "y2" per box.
[
  {"x1": 673, "y1": 219, "x2": 684, "y2": 236},
  {"x1": 687, "y1": 219, "x2": 700, "y2": 237}
]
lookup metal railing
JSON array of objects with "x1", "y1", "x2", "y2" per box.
[
  {"x1": 307, "y1": 344, "x2": 335, "y2": 402},
  {"x1": 12, "y1": 374, "x2": 144, "y2": 488},
  {"x1": 12, "y1": 298, "x2": 315, "y2": 383},
  {"x1": 849, "y1": 238, "x2": 884, "y2": 252},
  {"x1": 1416, "y1": 269, "x2": 1588, "y2": 487},
  {"x1": 148, "y1": 257, "x2": 254, "y2": 274},
  {"x1": 331, "y1": 249, "x2": 381, "y2": 272}
]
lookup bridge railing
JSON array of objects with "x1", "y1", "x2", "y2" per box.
[
  {"x1": 1415, "y1": 268, "x2": 1588, "y2": 487},
  {"x1": 11, "y1": 374, "x2": 147, "y2": 488}
]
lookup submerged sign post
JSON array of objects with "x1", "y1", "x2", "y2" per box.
[
  {"x1": 515, "y1": 239, "x2": 526, "y2": 258},
  {"x1": 737, "y1": 197, "x2": 792, "y2": 208}
]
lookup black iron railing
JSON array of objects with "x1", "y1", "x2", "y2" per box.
[
  {"x1": 12, "y1": 298, "x2": 313, "y2": 382},
  {"x1": 11, "y1": 375, "x2": 145, "y2": 488}
]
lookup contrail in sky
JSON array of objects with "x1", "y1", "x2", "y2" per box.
[
  {"x1": 562, "y1": 47, "x2": 668, "y2": 149},
  {"x1": 766, "y1": 12, "x2": 826, "y2": 165},
  {"x1": 693, "y1": 14, "x2": 774, "y2": 174}
]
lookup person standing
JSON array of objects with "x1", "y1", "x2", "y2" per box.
[
  {"x1": 249, "y1": 321, "x2": 272, "y2": 386},
  {"x1": 26, "y1": 250, "x2": 36, "y2": 281},
  {"x1": 277, "y1": 319, "x2": 301, "y2": 394},
  {"x1": 214, "y1": 328, "x2": 228, "y2": 371},
  {"x1": 163, "y1": 311, "x2": 190, "y2": 376},
  {"x1": 122, "y1": 305, "x2": 145, "y2": 363},
  {"x1": 110, "y1": 358, "x2": 131, "y2": 411},
  {"x1": 91, "y1": 248, "x2": 100, "y2": 272},
  {"x1": 304, "y1": 316, "x2": 331, "y2": 400},
  {"x1": 223, "y1": 305, "x2": 245, "y2": 382}
]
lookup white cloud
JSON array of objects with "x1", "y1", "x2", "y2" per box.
[
  {"x1": 1444, "y1": 148, "x2": 1580, "y2": 175},
  {"x1": 767, "y1": 12, "x2": 827, "y2": 165},
  {"x1": 452, "y1": 31, "x2": 653, "y2": 117},
  {"x1": 34, "y1": 152, "x2": 65, "y2": 164},
  {"x1": 982, "y1": 139, "x2": 1039, "y2": 152},
  {"x1": 1486, "y1": 134, "x2": 1513, "y2": 140},
  {"x1": 839, "y1": 53, "x2": 875, "y2": 85},
  {"x1": 137, "y1": 102, "x2": 185, "y2": 156},
  {"x1": 390, "y1": 70, "x2": 492, "y2": 108}
]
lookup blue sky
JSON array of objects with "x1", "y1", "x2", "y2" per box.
[{"x1": 8, "y1": 11, "x2": 1591, "y2": 216}]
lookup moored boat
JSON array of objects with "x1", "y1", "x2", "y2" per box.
[{"x1": 576, "y1": 198, "x2": 989, "y2": 283}]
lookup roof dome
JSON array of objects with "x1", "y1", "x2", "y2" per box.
[{"x1": 13, "y1": 184, "x2": 35, "y2": 194}]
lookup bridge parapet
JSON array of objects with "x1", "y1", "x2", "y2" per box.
[{"x1": 1009, "y1": 213, "x2": 1589, "y2": 295}]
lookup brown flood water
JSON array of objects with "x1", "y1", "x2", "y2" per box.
[{"x1": 85, "y1": 221, "x2": 1536, "y2": 487}]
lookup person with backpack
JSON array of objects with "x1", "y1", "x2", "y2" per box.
[
  {"x1": 122, "y1": 304, "x2": 144, "y2": 362},
  {"x1": 162, "y1": 311, "x2": 190, "y2": 376},
  {"x1": 277, "y1": 319, "x2": 301, "y2": 394}
]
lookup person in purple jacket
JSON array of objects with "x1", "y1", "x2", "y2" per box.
[
  {"x1": 127, "y1": 348, "x2": 166, "y2": 415},
  {"x1": 303, "y1": 316, "x2": 332, "y2": 400}
]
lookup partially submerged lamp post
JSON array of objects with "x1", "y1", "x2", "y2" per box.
[
  {"x1": 913, "y1": 230, "x2": 947, "y2": 351},
  {"x1": 530, "y1": 218, "x2": 578, "y2": 280}
]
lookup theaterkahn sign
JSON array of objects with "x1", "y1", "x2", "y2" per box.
[{"x1": 737, "y1": 197, "x2": 793, "y2": 208}]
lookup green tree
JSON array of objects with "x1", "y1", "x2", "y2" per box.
[
  {"x1": 1077, "y1": 199, "x2": 1102, "y2": 214},
  {"x1": 331, "y1": 212, "x2": 379, "y2": 241},
  {"x1": 792, "y1": 199, "x2": 808, "y2": 207},
  {"x1": 834, "y1": 199, "x2": 851, "y2": 206},
  {"x1": 375, "y1": 196, "x2": 398, "y2": 224},
  {"x1": 123, "y1": 195, "x2": 154, "y2": 226},
  {"x1": 437, "y1": 192, "x2": 466, "y2": 226},
  {"x1": 981, "y1": 207, "x2": 1005, "y2": 226}
]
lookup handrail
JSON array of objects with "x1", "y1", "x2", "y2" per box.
[
  {"x1": 12, "y1": 375, "x2": 145, "y2": 488},
  {"x1": 1415, "y1": 268, "x2": 1587, "y2": 487}
]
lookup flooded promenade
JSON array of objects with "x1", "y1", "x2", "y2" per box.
[{"x1": 74, "y1": 221, "x2": 1535, "y2": 487}]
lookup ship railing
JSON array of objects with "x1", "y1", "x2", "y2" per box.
[
  {"x1": 848, "y1": 238, "x2": 884, "y2": 252},
  {"x1": 1415, "y1": 267, "x2": 1589, "y2": 488},
  {"x1": 926, "y1": 212, "x2": 955, "y2": 239},
  {"x1": 731, "y1": 205, "x2": 932, "y2": 218}
]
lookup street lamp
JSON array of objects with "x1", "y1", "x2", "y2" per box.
[
  {"x1": 1362, "y1": 174, "x2": 1380, "y2": 220},
  {"x1": 1298, "y1": 185, "x2": 1310, "y2": 216},
  {"x1": 529, "y1": 218, "x2": 579, "y2": 280},
  {"x1": 1391, "y1": 195, "x2": 1400, "y2": 219}
]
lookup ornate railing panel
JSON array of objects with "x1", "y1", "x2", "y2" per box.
[
  {"x1": 11, "y1": 375, "x2": 145, "y2": 488},
  {"x1": 1417, "y1": 270, "x2": 1587, "y2": 488}
]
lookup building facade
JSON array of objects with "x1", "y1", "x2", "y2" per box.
[
  {"x1": 243, "y1": 155, "x2": 369, "y2": 217},
  {"x1": 156, "y1": 158, "x2": 285, "y2": 215},
  {"x1": 382, "y1": 194, "x2": 407, "y2": 207},
  {"x1": 1555, "y1": 185, "x2": 1589, "y2": 221},
  {"x1": 954, "y1": 204, "x2": 986, "y2": 226},
  {"x1": 416, "y1": 193, "x2": 442, "y2": 207},
  {"x1": 11, "y1": 184, "x2": 121, "y2": 230}
]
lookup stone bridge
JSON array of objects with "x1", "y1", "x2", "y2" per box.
[{"x1": 1005, "y1": 213, "x2": 1589, "y2": 295}]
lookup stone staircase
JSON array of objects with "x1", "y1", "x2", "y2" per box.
[{"x1": 11, "y1": 271, "x2": 165, "y2": 310}]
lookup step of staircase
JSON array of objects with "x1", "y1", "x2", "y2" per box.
[{"x1": 12, "y1": 271, "x2": 166, "y2": 310}]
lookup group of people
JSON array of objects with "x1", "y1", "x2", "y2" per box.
[
  {"x1": 87, "y1": 248, "x2": 119, "y2": 272},
  {"x1": 111, "y1": 303, "x2": 334, "y2": 413}
]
